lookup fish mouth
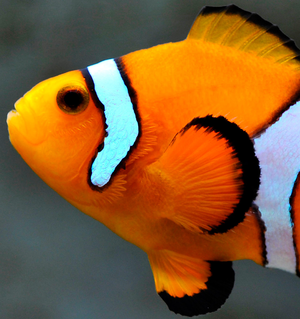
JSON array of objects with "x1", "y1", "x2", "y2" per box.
[
  {"x1": 7, "y1": 109, "x2": 19, "y2": 122},
  {"x1": 7, "y1": 98, "x2": 46, "y2": 146}
]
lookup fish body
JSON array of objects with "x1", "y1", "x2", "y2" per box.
[{"x1": 7, "y1": 5, "x2": 300, "y2": 316}]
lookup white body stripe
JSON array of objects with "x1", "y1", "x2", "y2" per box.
[
  {"x1": 87, "y1": 59, "x2": 139, "y2": 187},
  {"x1": 254, "y1": 101, "x2": 300, "y2": 273}
]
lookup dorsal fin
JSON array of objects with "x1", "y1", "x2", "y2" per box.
[{"x1": 187, "y1": 4, "x2": 300, "y2": 70}]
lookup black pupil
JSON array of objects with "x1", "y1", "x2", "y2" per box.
[{"x1": 63, "y1": 90, "x2": 84, "y2": 109}]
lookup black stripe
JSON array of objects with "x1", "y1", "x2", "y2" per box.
[
  {"x1": 114, "y1": 57, "x2": 142, "y2": 137},
  {"x1": 251, "y1": 204, "x2": 268, "y2": 266},
  {"x1": 159, "y1": 261, "x2": 234, "y2": 316},
  {"x1": 81, "y1": 68, "x2": 107, "y2": 192},
  {"x1": 178, "y1": 115, "x2": 260, "y2": 234},
  {"x1": 82, "y1": 60, "x2": 141, "y2": 191},
  {"x1": 80, "y1": 68, "x2": 105, "y2": 111},
  {"x1": 289, "y1": 171, "x2": 300, "y2": 276},
  {"x1": 81, "y1": 67, "x2": 107, "y2": 159},
  {"x1": 113, "y1": 57, "x2": 142, "y2": 164}
]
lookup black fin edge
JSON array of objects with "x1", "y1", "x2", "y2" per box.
[
  {"x1": 178, "y1": 115, "x2": 260, "y2": 234},
  {"x1": 196, "y1": 4, "x2": 300, "y2": 61},
  {"x1": 158, "y1": 261, "x2": 235, "y2": 316}
]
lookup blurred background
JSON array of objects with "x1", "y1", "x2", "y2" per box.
[{"x1": 2, "y1": 0, "x2": 300, "y2": 318}]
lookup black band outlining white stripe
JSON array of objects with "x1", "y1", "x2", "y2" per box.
[
  {"x1": 289, "y1": 171, "x2": 300, "y2": 275},
  {"x1": 86, "y1": 58, "x2": 139, "y2": 187},
  {"x1": 253, "y1": 100, "x2": 300, "y2": 273}
]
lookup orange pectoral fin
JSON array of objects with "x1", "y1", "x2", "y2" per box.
[
  {"x1": 154, "y1": 116, "x2": 260, "y2": 234},
  {"x1": 148, "y1": 250, "x2": 234, "y2": 316}
]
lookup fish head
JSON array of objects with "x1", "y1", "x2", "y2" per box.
[{"x1": 7, "y1": 70, "x2": 105, "y2": 204}]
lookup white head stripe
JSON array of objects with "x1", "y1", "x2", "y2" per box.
[
  {"x1": 254, "y1": 101, "x2": 300, "y2": 273},
  {"x1": 87, "y1": 59, "x2": 139, "y2": 187}
]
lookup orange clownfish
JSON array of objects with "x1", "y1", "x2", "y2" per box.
[{"x1": 6, "y1": 4, "x2": 300, "y2": 316}]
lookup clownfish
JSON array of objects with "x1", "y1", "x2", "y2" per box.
[{"x1": 6, "y1": 4, "x2": 300, "y2": 316}]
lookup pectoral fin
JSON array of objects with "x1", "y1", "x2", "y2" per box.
[{"x1": 155, "y1": 116, "x2": 260, "y2": 234}]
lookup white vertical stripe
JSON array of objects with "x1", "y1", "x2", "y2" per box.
[
  {"x1": 254, "y1": 101, "x2": 300, "y2": 273},
  {"x1": 87, "y1": 59, "x2": 139, "y2": 187}
]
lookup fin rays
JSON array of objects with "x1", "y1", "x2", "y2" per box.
[
  {"x1": 188, "y1": 4, "x2": 300, "y2": 70},
  {"x1": 154, "y1": 116, "x2": 260, "y2": 234},
  {"x1": 149, "y1": 250, "x2": 235, "y2": 316}
]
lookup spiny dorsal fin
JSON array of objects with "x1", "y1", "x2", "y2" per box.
[{"x1": 187, "y1": 4, "x2": 300, "y2": 70}]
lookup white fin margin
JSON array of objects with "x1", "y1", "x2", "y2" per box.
[{"x1": 87, "y1": 59, "x2": 139, "y2": 187}]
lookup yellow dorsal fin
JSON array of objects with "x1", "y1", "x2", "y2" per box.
[{"x1": 187, "y1": 4, "x2": 300, "y2": 70}]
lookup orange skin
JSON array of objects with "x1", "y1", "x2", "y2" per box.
[{"x1": 7, "y1": 37, "x2": 300, "y2": 296}]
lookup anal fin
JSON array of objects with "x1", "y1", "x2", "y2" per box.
[{"x1": 148, "y1": 250, "x2": 234, "y2": 316}]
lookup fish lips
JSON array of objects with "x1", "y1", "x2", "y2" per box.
[{"x1": 7, "y1": 97, "x2": 47, "y2": 147}]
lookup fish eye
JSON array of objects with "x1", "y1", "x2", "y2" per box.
[{"x1": 57, "y1": 85, "x2": 89, "y2": 114}]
